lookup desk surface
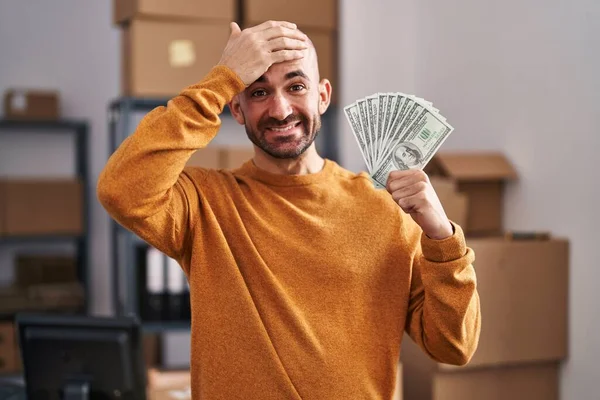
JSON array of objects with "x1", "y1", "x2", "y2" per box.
[{"x1": 0, "y1": 375, "x2": 25, "y2": 400}]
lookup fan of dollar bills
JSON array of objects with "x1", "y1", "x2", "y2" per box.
[{"x1": 344, "y1": 93, "x2": 454, "y2": 189}]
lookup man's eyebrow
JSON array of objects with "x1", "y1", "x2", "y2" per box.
[
  {"x1": 285, "y1": 70, "x2": 309, "y2": 81},
  {"x1": 251, "y1": 70, "x2": 309, "y2": 85}
]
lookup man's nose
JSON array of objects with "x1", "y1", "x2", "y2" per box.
[{"x1": 269, "y1": 93, "x2": 293, "y2": 121}]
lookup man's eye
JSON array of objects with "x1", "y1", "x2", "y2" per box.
[
  {"x1": 290, "y1": 84, "x2": 305, "y2": 92},
  {"x1": 252, "y1": 89, "x2": 267, "y2": 97}
]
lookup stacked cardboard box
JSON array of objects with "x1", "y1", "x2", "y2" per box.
[
  {"x1": 0, "y1": 255, "x2": 84, "y2": 315},
  {"x1": 185, "y1": 145, "x2": 254, "y2": 169},
  {"x1": 0, "y1": 179, "x2": 82, "y2": 236},
  {"x1": 114, "y1": 0, "x2": 236, "y2": 97},
  {"x1": 241, "y1": 0, "x2": 339, "y2": 103},
  {"x1": 0, "y1": 321, "x2": 22, "y2": 374},
  {"x1": 399, "y1": 152, "x2": 569, "y2": 399},
  {"x1": 3, "y1": 89, "x2": 60, "y2": 120}
]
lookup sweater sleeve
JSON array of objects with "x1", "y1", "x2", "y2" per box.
[
  {"x1": 97, "y1": 65, "x2": 246, "y2": 261},
  {"x1": 403, "y1": 218, "x2": 481, "y2": 365}
]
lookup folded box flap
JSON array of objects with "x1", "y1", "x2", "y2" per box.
[{"x1": 426, "y1": 152, "x2": 518, "y2": 182}]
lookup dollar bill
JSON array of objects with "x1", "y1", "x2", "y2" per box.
[
  {"x1": 371, "y1": 108, "x2": 453, "y2": 186},
  {"x1": 345, "y1": 92, "x2": 454, "y2": 189},
  {"x1": 366, "y1": 95, "x2": 379, "y2": 163},
  {"x1": 343, "y1": 102, "x2": 372, "y2": 171},
  {"x1": 356, "y1": 99, "x2": 374, "y2": 166}
]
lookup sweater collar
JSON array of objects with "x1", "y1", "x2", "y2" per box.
[{"x1": 237, "y1": 158, "x2": 336, "y2": 187}]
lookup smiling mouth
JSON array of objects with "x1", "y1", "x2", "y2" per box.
[{"x1": 266, "y1": 121, "x2": 301, "y2": 132}]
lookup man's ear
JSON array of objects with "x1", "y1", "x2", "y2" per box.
[
  {"x1": 318, "y1": 78, "x2": 332, "y2": 115},
  {"x1": 229, "y1": 94, "x2": 245, "y2": 125}
]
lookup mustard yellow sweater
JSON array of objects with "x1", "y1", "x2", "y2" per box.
[{"x1": 97, "y1": 66, "x2": 480, "y2": 399}]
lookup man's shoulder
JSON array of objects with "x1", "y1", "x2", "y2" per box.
[{"x1": 328, "y1": 162, "x2": 382, "y2": 191}]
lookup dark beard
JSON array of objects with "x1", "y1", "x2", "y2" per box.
[{"x1": 245, "y1": 113, "x2": 321, "y2": 159}]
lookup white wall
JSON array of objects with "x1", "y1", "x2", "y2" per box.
[
  {"x1": 340, "y1": 0, "x2": 600, "y2": 399},
  {"x1": 338, "y1": 0, "x2": 418, "y2": 172},
  {"x1": 1, "y1": 1, "x2": 598, "y2": 398},
  {"x1": 0, "y1": 1, "x2": 119, "y2": 314},
  {"x1": 414, "y1": 2, "x2": 600, "y2": 399}
]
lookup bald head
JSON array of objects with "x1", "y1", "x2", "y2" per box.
[
  {"x1": 251, "y1": 30, "x2": 320, "y2": 86},
  {"x1": 302, "y1": 33, "x2": 320, "y2": 81}
]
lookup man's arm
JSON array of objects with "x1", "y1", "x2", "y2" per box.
[
  {"x1": 386, "y1": 169, "x2": 480, "y2": 365},
  {"x1": 97, "y1": 66, "x2": 244, "y2": 259},
  {"x1": 403, "y1": 220, "x2": 480, "y2": 365},
  {"x1": 97, "y1": 21, "x2": 309, "y2": 259}
]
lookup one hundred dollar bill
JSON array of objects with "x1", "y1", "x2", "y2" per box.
[{"x1": 371, "y1": 108, "x2": 453, "y2": 186}]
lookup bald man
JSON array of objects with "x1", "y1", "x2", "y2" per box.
[{"x1": 98, "y1": 21, "x2": 480, "y2": 400}]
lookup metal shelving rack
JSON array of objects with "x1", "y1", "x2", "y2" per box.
[
  {"x1": 107, "y1": 96, "x2": 339, "y2": 332},
  {"x1": 0, "y1": 119, "x2": 90, "y2": 314}
]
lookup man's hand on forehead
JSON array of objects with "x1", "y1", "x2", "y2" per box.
[{"x1": 218, "y1": 21, "x2": 310, "y2": 86}]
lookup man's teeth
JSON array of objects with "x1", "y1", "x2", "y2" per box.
[{"x1": 269, "y1": 123, "x2": 298, "y2": 132}]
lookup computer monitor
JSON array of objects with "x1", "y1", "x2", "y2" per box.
[{"x1": 16, "y1": 313, "x2": 146, "y2": 400}]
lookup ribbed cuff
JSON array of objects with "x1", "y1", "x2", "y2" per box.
[
  {"x1": 182, "y1": 64, "x2": 247, "y2": 106},
  {"x1": 420, "y1": 221, "x2": 467, "y2": 262}
]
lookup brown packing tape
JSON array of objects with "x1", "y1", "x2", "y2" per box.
[{"x1": 504, "y1": 231, "x2": 551, "y2": 241}]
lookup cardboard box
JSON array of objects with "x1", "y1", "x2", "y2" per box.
[
  {"x1": 432, "y1": 363, "x2": 559, "y2": 400},
  {"x1": 3, "y1": 89, "x2": 59, "y2": 120},
  {"x1": 185, "y1": 147, "x2": 222, "y2": 169},
  {"x1": 429, "y1": 177, "x2": 468, "y2": 228},
  {"x1": 424, "y1": 152, "x2": 517, "y2": 236},
  {"x1": 122, "y1": 19, "x2": 230, "y2": 97},
  {"x1": 114, "y1": 0, "x2": 236, "y2": 25},
  {"x1": 0, "y1": 179, "x2": 83, "y2": 236},
  {"x1": 147, "y1": 368, "x2": 191, "y2": 390},
  {"x1": 26, "y1": 282, "x2": 85, "y2": 310},
  {"x1": 148, "y1": 387, "x2": 191, "y2": 400},
  {"x1": 0, "y1": 322, "x2": 20, "y2": 374},
  {"x1": 15, "y1": 255, "x2": 77, "y2": 287},
  {"x1": 243, "y1": 0, "x2": 337, "y2": 31},
  {"x1": 144, "y1": 333, "x2": 160, "y2": 368},
  {"x1": 393, "y1": 362, "x2": 403, "y2": 400},
  {"x1": 185, "y1": 146, "x2": 255, "y2": 170},
  {"x1": 457, "y1": 236, "x2": 569, "y2": 368},
  {"x1": 401, "y1": 236, "x2": 568, "y2": 398},
  {"x1": 221, "y1": 147, "x2": 254, "y2": 169},
  {"x1": 0, "y1": 286, "x2": 30, "y2": 314}
]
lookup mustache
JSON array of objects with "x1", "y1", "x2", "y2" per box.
[{"x1": 259, "y1": 114, "x2": 306, "y2": 129}]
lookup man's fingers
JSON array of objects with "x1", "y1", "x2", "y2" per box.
[
  {"x1": 396, "y1": 192, "x2": 427, "y2": 214},
  {"x1": 270, "y1": 49, "x2": 307, "y2": 64},
  {"x1": 387, "y1": 170, "x2": 427, "y2": 192},
  {"x1": 260, "y1": 25, "x2": 307, "y2": 42},
  {"x1": 229, "y1": 22, "x2": 242, "y2": 36},
  {"x1": 391, "y1": 182, "x2": 426, "y2": 203},
  {"x1": 267, "y1": 37, "x2": 308, "y2": 52},
  {"x1": 250, "y1": 20, "x2": 297, "y2": 33}
]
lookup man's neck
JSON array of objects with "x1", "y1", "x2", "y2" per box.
[{"x1": 252, "y1": 145, "x2": 325, "y2": 175}]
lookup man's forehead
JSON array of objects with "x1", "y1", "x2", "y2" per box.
[{"x1": 252, "y1": 40, "x2": 319, "y2": 85}]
